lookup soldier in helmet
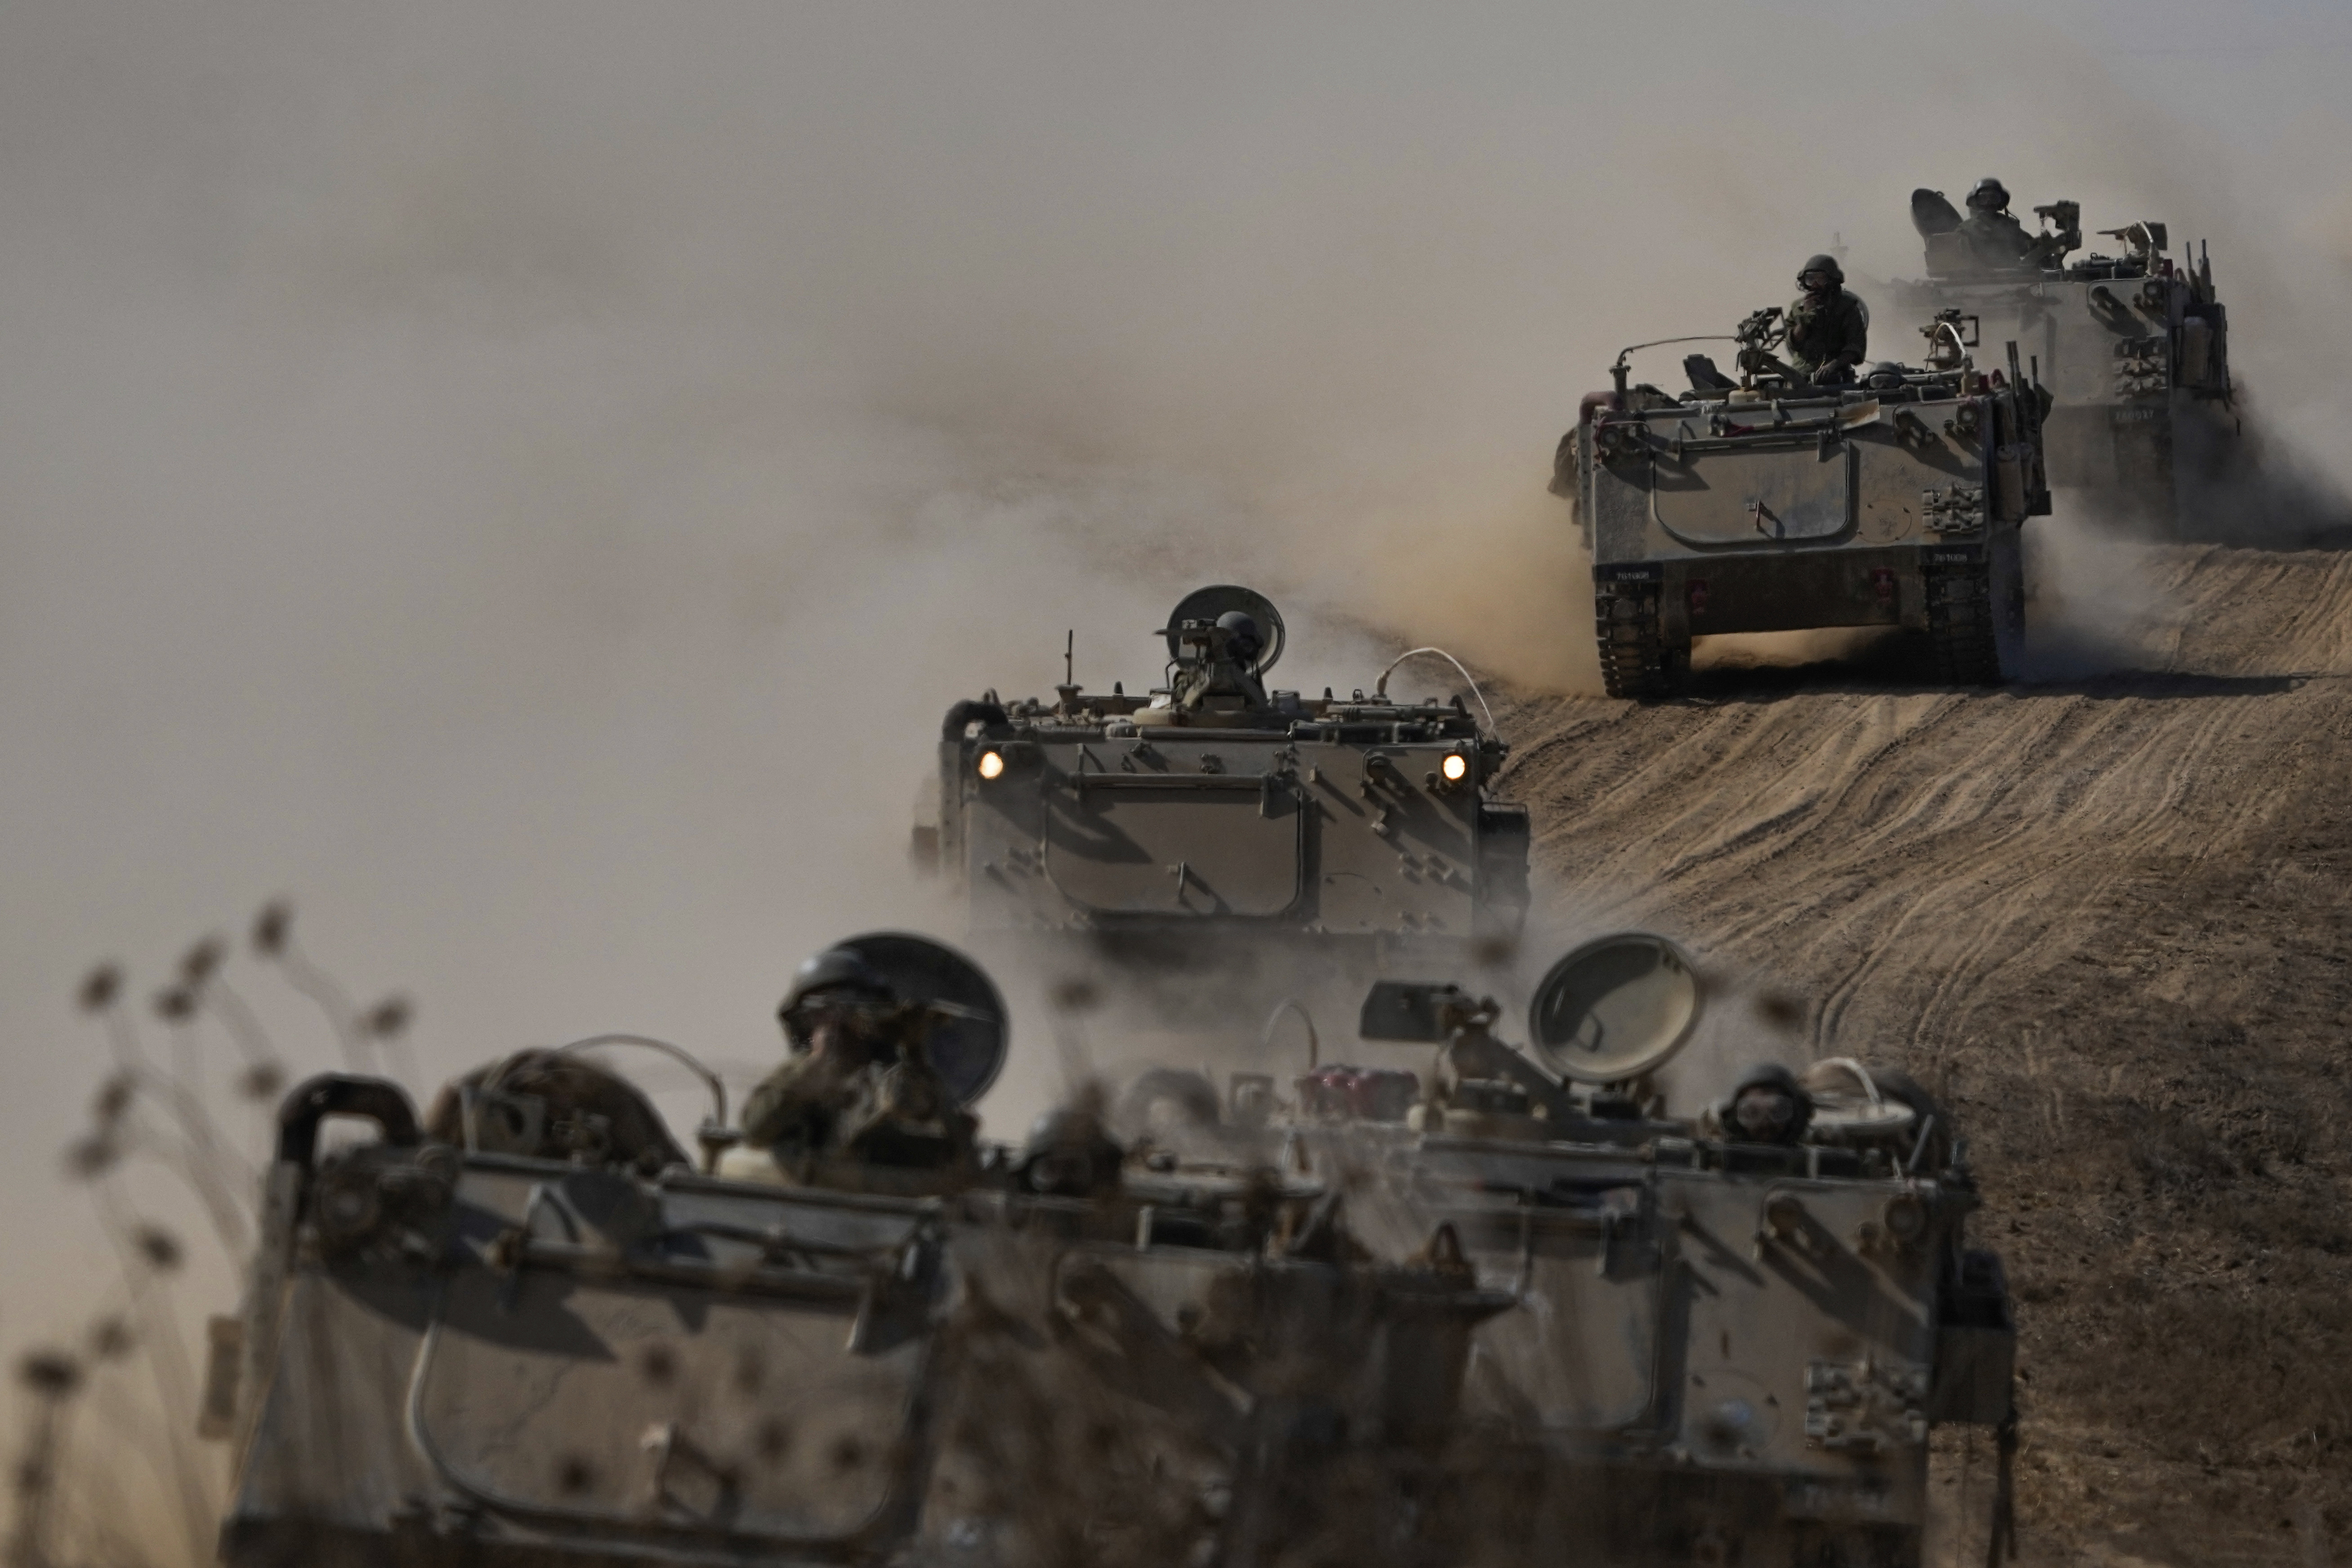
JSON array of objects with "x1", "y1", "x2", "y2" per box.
[
  {"x1": 1170, "y1": 609, "x2": 1271, "y2": 714},
  {"x1": 1957, "y1": 178, "x2": 2034, "y2": 270},
  {"x1": 1016, "y1": 1104, "x2": 1126, "y2": 1198},
  {"x1": 1785, "y1": 255, "x2": 1870, "y2": 386},
  {"x1": 742, "y1": 947, "x2": 977, "y2": 1178},
  {"x1": 1717, "y1": 1062, "x2": 1814, "y2": 1147}
]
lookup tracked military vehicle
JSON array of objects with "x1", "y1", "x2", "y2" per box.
[
  {"x1": 1130, "y1": 932, "x2": 2022, "y2": 1567},
  {"x1": 213, "y1": 923, "x2": 2013, "y2": 1568},
  {"x1": 1560, "y1": 308, "x2": 2052, "y2": 698},
  {"x1": 1894, "y1": 185, "x2": 2233, "y2": 532},
  {"x1": 207, "y1": 934, "x2": 1509, "y2": 1568},
  {"x1": 915, "y1": 585, "x2": 1531, "y2": 1007}
]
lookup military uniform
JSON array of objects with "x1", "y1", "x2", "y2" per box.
[
  {"x1": 743, "y1": 1037, "x2": 975, "y2": 1171},
  {"x1": 1958, "y1": 208, "x2": 2033, "y2": 270},
  {"x1": 746, "y1": 953, "x2": 977, "y2": 1177},
  {"x1": 1953, "y1": 178, "x2": 2035, "y2": 273},
  {"x1": 1785, "y1": 289, "x2": 1870, "y2": 380}
]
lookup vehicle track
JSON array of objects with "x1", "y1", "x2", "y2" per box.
[{"x1": 1491, "y1": 541, "x2": 2352, "y2": 1564}]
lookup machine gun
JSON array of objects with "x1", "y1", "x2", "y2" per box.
[
  {"x1": 1732, "y1": 305, "x2": 1787, "y2": 387},
  {"x1": 2029, "y1": 199, "x2": 2083, "y2": 268},
  {"x1": 1157, "y1": 591, "x2": 1279, "y2": 715}
]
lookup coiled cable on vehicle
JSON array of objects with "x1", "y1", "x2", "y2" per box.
[
  {"x1": 1259, "y1": 998, "x2": 1321, "y2": 1071},
  {"x1": 1373, "y1": 648, "x2": 1498, "y2": 734},
  {"x1": 538, "y1": 1034, "x2": 729, "y2": 1135}
]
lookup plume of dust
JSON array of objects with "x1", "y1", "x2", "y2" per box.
[
  {"x1": 2020, "y1": 500, "x2": 2196, "y2": 680},
  {"x1": 11, "y1": 4, "x2": 2352, "y2": 1547}
]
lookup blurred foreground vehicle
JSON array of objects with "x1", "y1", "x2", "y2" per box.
[
  {"x1": 210, "y1": 931, "x2": 2013, "y2": 1568},
  {"x1": 207, "y1": 934, "x2": 1506, "y2": 1568},
  {"x1": 1894, "y1": 181, "x2": 2235, "y2": 536},
  {"x1": 1129, "y1": 933, "x2": 2020, "y2": 1566},
  {"x1": 913, "y1": 585, "x2": 1531, "y2": 1019},
  {"x1": 1558, "y1": 308, "x2": 2052, "y2": 697}
]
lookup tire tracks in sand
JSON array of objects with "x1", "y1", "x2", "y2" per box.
[{"x1": 1497, "y1": 544, "x2": 2352, "y2": 1063}]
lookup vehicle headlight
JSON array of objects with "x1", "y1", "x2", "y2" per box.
[
  {"x1": 976, "y1": 750, "x2": 1006, "y2": 781},
  {"x1": 1441, "y1": 753, "x2": 1470, "y2": 783}
]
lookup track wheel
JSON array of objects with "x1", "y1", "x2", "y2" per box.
[
  {"x1": 1596, "y1": 584, "x2": 1685, "y2": 700},
  {"x1": 1924, "y1": 533, "x2": 2024, "y2": 686}
]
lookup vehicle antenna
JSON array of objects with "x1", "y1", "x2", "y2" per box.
[{"x1": 1064, "y1": 629, "x2": 1074, "y2": 688}]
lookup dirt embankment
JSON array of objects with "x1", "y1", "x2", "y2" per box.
[{"x1": 1495, "y1": 543, "x2": 2352, "y2": 1566}]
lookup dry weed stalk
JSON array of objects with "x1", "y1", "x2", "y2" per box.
[{"x1": 18, "y1": 900, "x2": 415, "y2": 1568}]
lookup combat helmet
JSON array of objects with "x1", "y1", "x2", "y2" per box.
[
  {"x1": 1796, "y1": 253, "x2": 1844, "y2": 290},
  {"x1": 1966, "y1": 177, "x2": 2011, "y2": 212},
  {"x1": 777, "y1": 947, "x2": 896, "y2": 1047},
  {"x1": 1215, "y1": 610, "x2": 1263, "y2": 666},
  {"x1": 1719, "y1": 1061, "x2": 1815, "y2": 1144},
  {"x1": 1019, "y1": 1106, "x2": 1125, "y2": 1197}
]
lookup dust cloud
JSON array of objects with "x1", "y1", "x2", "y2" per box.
[{"x1": 6, "y1": 0, "x2": 2352, "y2": 1552}]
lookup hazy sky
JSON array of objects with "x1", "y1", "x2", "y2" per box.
[{"x1": 4, "y1": 0, "x2": 2349, "y2": 1466}]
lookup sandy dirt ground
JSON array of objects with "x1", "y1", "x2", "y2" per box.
[{"x1": 1492, "y1": 540, "x2": 2352, "y2": 1566}]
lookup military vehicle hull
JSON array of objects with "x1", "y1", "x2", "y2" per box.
[
  {"x1": 1414, "y1": 1135, "x2": 2009, "y2": 1565},
  {"x1": 918, "y1": 586, "x2": 1531, "y2": 1022},
  {"x1": 933, "y1": 708, "x2": 1529, "y2": 1011},
  {"x1": 226, "y1": 1137, "x2": 1999, "y2": 1568},
  {"x1": 214, "y1": 1075, "x2": 1504, "y2": 1568},
  {"x1": 219, "y1": 937, "x2": 2011, "y2": 1568},
  {"x1": 1573, "y1": 373, "x2": 2049, "y2": 698},
  {"x1": 1893, "y1": 268, "x2": 2232, "y2": 533},
  {"x1": 1192, "y1": 939, "x2": 2016, "y2": 1566}
]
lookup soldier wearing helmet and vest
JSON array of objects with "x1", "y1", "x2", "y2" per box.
[
  {"x1": 1957, "y1": 178, "x2": 2034, "y2": 270},
  {"x1": 742, "y1": 946, "x2": 977, "y2": 1176},
  {"x1": 1785, "y1": 254, "x2": 1870, "y2": 385}
]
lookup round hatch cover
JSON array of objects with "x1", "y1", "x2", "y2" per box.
[
  {"x1": 1526, "y1": 932, "x2": 1704, "y2": 1085},
  {"x1": 1161, "y1": 585, "x2": 1286, "y2": 677},
  {"x1": 834, "y1": 931, "x2": 1008, "y2": 1106}
]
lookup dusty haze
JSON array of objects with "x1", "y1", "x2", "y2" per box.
[{"x1": 5, "y1": 0, "x2": 2352, "y2": 1541}]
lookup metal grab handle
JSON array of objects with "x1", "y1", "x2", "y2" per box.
[{"x1": 275, "y1": 1072, "x2": 421, "y2": 1167}]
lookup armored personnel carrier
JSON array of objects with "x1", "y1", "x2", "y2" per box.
[
  {"x1": 1894, "y1": 185, "x2": 2233, "y2": 532},
  {"x1": 915, "y1": 585, "x2": 1531, "y2": 1003},
  {"x1": 205, "y1": 934, "x2": 1509, "y2": 1568},
  {"x1": 1134, "y1": 932, "x2": 2020, "y2": 1566},
  {"x1": 1559, "y1": 308, "x2": 2053, "y2": 697},
  {"x1": 210, "y1": 927, "x2": 2013, "y2": 1568}
]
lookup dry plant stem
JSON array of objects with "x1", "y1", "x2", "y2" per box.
[
  {"x1": 6, "y1": 1393, "x2": 73, "y2": 1568},
  {"x1": 98, "y1": 1004, "x2": 254, "y2": 1243},
  {"x1": 116, "y1": 1078, "x2": 254, "y2": 1255},
  {"x1": 271, "y1": 939, "x2": 368, "y2": 1076},
  {"x1": 91, "y1": 1183, "x2": 222, "y2": 1562},
  {"x1": 81, "y1": 1375, "x2": 194, "y2": 1528},
  {"x1": 205, "y1": 980, "x2": 279, "y2": 1067},
  {"x1": 370, "y1": 1027, "x2": 420, "y2": 1091}
]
